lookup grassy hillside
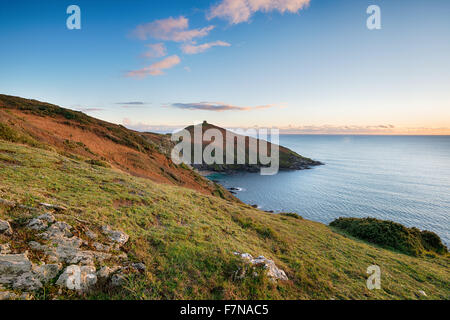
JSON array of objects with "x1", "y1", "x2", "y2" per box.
[
  {"x1": 0, "y1": 94, "x2": 233, "y2": 200},
  {"x1": 0, "y1": 140, "x2": 448, "y2": 300}
]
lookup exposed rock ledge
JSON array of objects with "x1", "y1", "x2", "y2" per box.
[
  {"x1": 0, "y1": 201, "x2": 145, "y2": 300},
  {"x1": 233, "y1": 252, "x2": 288, "y2": 281}
]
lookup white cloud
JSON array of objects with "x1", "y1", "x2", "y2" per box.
[
  {"x1": 181, "y1": 41, "x2": 231, "y2": 54},
  {"x1": 208, "y1": 0, "x2": 311, "y2": 24},
  {"x1": 126, "y1": 55, "x2": 181, "y2": 78},
  {"x1": 142, "y1": 43, "x2": 167, "y2": 58},
  {"x1": 132, "y1": 16, "x2": 214, "y2": 42}
]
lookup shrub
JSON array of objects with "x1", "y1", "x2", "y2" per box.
[
  {"x1": 85, "y1": 159, "x2": 110, "y2": 168},
  {"x1": 0, "y1": 122, "x2": 41, "y2": 147},
  {"x1": 330, "y1": 217, "x2": 447, "y2": 256}
]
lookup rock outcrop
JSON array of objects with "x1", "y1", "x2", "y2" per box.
[
  {"x1": 0, "y1": 219, "x2": 13, "y2": 236},
  {"x1": 233, "y1": 252, "x2": 288, "y2": 281},
  {"x1": 0, "y1": 203, "x2": 145, "y2": 299}
]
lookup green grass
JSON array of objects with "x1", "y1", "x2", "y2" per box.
[{"x1": 0, "y1": 140, "x2": 449, "y2": 300}]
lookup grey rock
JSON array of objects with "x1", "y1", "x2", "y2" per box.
[
  {"x1": 56, "y1": 265, "x2": 97, "y2": 292},
  {"x1": 233, "y1": 252, "x2": 288, "y2": 281},
  {"x1": 93, "y1": 242, "x2": 111, "y2": 252},
  {"x1": 102, "y1": 225, "x2": 129, "y2": 246},
  {"x1": 85, "y1": 230, "x2": 97, "y2": 240},
  {"x1": 37, "y1": 213, "x2": 56, "y2": 224},
  {"x1": 131, "y1": 263, "x2": 146, "y2": 272},
  {"x1": 0, "y1": 290, "x2": 31, "y2": 300},
  {"x1": 0, "y1": 253, "x2": 33, "y2": 277},
  {"x1": 97, "y1": 266, "x2": 121, "y2": 280},
  {"x1": 418, "y1": 290, "x2": 427, "y2": 297},
  {"x1": 0, "y1": 198, "x2": 16, "y2": 208},
  {"x1": 0, "y1": 253, "x2": 43, "y2": 291},
  {"x1": 0, "y1": 220, "x2": 12, "y2": 236},
  {"x1": 12, "y1": 272, "x2": 42, "y2": 291},
  {"x1": 27, "y1": 218, "x2": 48, "y2": 231},
  {"x1": 39, "y1": 203, "x2": 67, "y2": 211},
  {"x1": 39, "y1": 221, "x2": 73, "y2": 239},
  {"x1": 110, "y1": 273, "x2": 127, "y2": 287}
]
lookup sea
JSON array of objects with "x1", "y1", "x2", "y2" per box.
[{"x1": 209, "y1": 135, "x2": 450, "y2": 245}]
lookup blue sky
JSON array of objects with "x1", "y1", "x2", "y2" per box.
[{"x1": 0, "y1": 0, "x2": 449, "y2": 134}]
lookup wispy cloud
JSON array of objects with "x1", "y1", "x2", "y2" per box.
[
  {"x1": 181, "y1": 41, "x2": 231, "y2": 54},
  {"x1": 142, "y1": 43, "x2": 167, "y2": 58},
  {"x1": 126, "y1": 55, "x2": 181, "y2": 78},
  {"x1": 132, "y1": 16, "x2": 214, "y2": 42},
  {"x1": 208, "y1": 0, "x2": 311, "y2": 24},
  {"x1": 115, "y1": 102, "x2": 147, "y2": 105},
  {"x1": 168, "y1": 102, "x2": 276, "y2": 112},
  {"x1": 79, "y1": 108, "x2": 104, "y2": 113}
]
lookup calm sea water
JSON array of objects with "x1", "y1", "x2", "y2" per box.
[{"x1": 211, "y1": 135, "x2": 450, "y2": 245}]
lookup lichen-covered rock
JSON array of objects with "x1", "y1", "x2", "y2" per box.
[
  {"x1": 233, "y1": 252, "x2": 288, "y2": 281},
  {"x1": 93, "y1": 242, "x2": 111, "y2": 252},
  {"x1": 131, "y1": 263, "x2": 146, "y2": 272},
  {"x1": 0, "y1": 243, "x2": 11, "y2": 254},
  {"x1": 39, "y1": 221, "x2": 73, "y2": 239},
  {"x1": 27, "y1": 218, "x2": 48, "y2": 231},
  {"x1": 56, "y1": 265, "x2": 97, "y2": 292},
  {"x1": 32, "y1": 264, "x2": 62, "y2": 283},
  {"x1": 37, "y1": 213, "x2": 56, "y2": 224},
  {"x1": 110, "y1": 273, "x2": 127, "y2": 287},
  {"x1": 97, "y1": 266, "x2": 121, "y2": 280},
  {"x1": 0, "y1": 253, "x2": 43, "y2": 291},
  {"x1": 12, "y1": 272, "x2": 42, "y2": 291},
  {"x1": 102, "y1": 225, "x2": 129, "y2": 246},
  {"x1": 0, "y1": 220, "x2": 12, "y2": 236}
]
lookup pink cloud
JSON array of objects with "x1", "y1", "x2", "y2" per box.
[
  {"x1": 126, "y1": 55, "x2": 181, "y2": 78},
  {"x1": 208, "y1": 0, "x2": 311, "y2": 24},
  {"x1": 181, "y1": 41, "x2": 231, "y2": 54},
  {"x1": 132, "y1": 16, "x2": 214, "y2": 42},
  {"x1": 142, "y1": 43, "x2": 167, "y2": 58},
  {"x1": 168, "y1": 102, "x2": 276, "y2": 112}
]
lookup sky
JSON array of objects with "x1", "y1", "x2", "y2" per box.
[{"x1": 0, "y1": 0, "x2": 449, "y2": 134}]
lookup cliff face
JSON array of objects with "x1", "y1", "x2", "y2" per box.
[
  {"x1": 183, "y1": 122, "x2": 323, "y2": 173},
  {"x1": 0, "y1": 94, "x2": 233, "y2": 200}
]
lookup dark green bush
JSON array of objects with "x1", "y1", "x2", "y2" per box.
[{"x1": 330, "y1": 217, "x2": 447, "y2": 256}]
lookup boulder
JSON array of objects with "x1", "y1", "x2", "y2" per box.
[
  {"x1": 0, "y1": 220, "x2": 12, "y2": 236},
  {"x1": 56, "y1": 265, "x2": 97, "y2": 292},
  {"x1": 102, "y1": 225, "x2": 129, "y2": 246}
]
